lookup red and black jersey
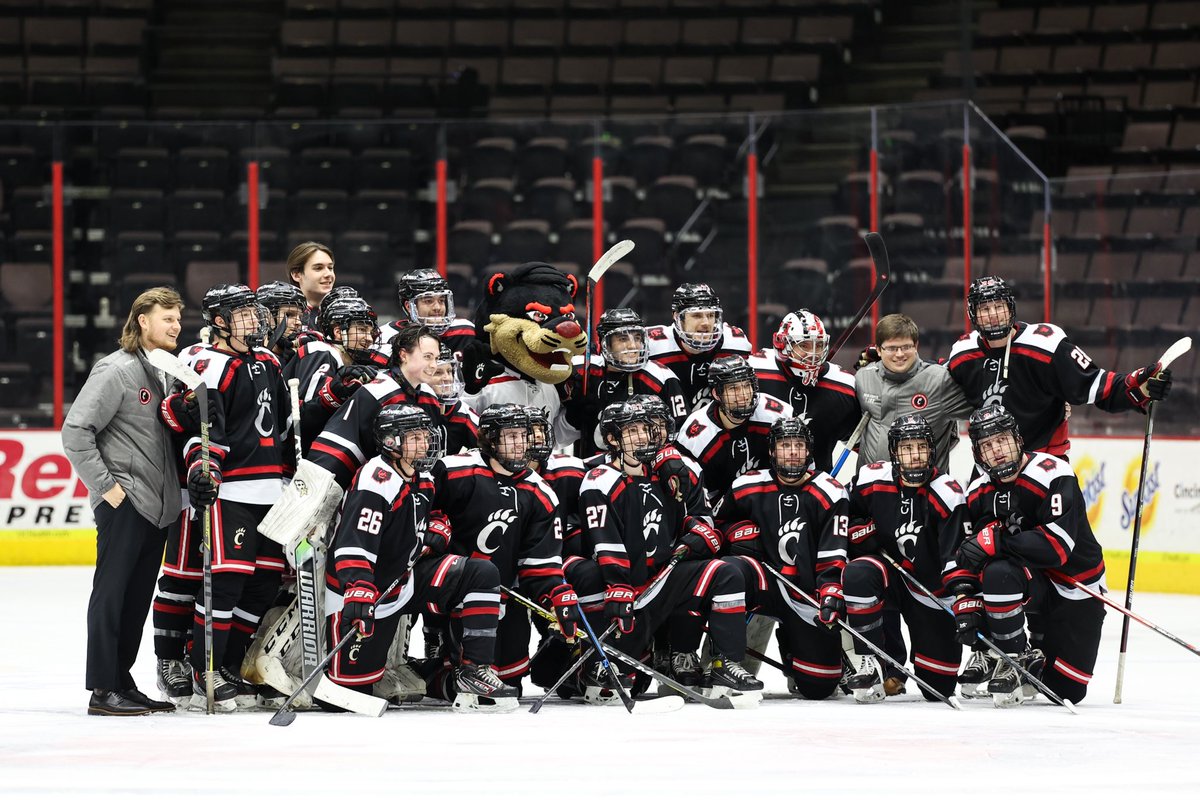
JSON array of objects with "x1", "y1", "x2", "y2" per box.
[
  {"x1": 848, "y1": 461, "x2": 973, "y2": 594},
  {"x1": 282, "y1": 339, "x2": 353, "y2": 452},
  {"x1": 325, "y1": 455, "x2": 435, "y2": 616},
  {"x1": 714, "y1": 468, "x2": 849, "y2": 594},
  {"x1": 751, "y1": 352, "x2": 860, "y2": 472},
  {"x1": 308, "y1": 370, "x2": 444, "y2": 488},
  {"x1": 431, "y1": 451, "x2": 564, "y2": 603},
  {"x1": 441, "y1": 399, "x2": 480, "y2": 456},
  {"x1": 541, "y1": 453, "x2": 587, "y2": 558},
  {"x1": 177, "y1": 344, "x2": 289, "y2": 506},
  {"x1": 965, "y1": 452, "x2": 1105, "y2": 600},
  {"x1": 572, "y1": 355, "x2": 689, "y2": 457},
  {"x1": 375, "y1": 317, "x2": 476, "y2": 363},
  {"x1": 947, "y1": 322, "x2": 1141, "y2": 457},
  {"x1": 645, "y1": 323, "x2": 754, "y2": 410},
  {"x1": 675, "y1": 393, "x2": 793, "y2": 502}
]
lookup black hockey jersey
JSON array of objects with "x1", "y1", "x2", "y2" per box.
[
  {"x1": 848, "y1": 461, "x2": 973, "y2": 594},
  {"x1": 541, "y1": 453, "x2": 587, "y2": 558},
  {"x1": 282, "y1": 339, "x2": 356, "y2": 452},
  {"x1": 431, "y1": 451, "x2": 564, "y2": 602},
  {"x1": 645, "y1": 323, "x2": 753, "y2": 409},
  {"x1": 375, "y1": 317, "x2": 476, "y2": 364},
  {"x1": 965, "y1": 452, "x2": 1105, "y2": 600},
  {"x1": 947, "y1": 322, "x2": 1141, "y2": 457},
  {"x1": 675, "y1": 393, "x2": 793, "y2": 501},
  {"x1": 325, "y1": 455, "x2": 436, "y2": 618},
  {"x1": 573, "y1": 355, "x2": 689, "y2": 457},
  {"x1": 751, "y1": 352, "x2": 860, "y2": 472},
  {"x1": 441, "y1": 399, "x2": 480, "y2": 456}
]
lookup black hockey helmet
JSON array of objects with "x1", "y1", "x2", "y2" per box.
[
  {"x1": 671, "y1": 283, "x2": 723, "y2": 352},
  {"x1": 598, "y1": 399, "x2": 661, "y2": 465},
  {"x1": 375, "y1": 404, "x2": 443, "y2": 472},
  {"x1": 202, "y1": 283, "x2": 270, "y2": 347},
  {"x1": 320, "y1": 297, "x2": 380, "y2": 365},
  {"x1": 317, "y1": 285, "x2": 359, "y2": 320},
  {"x1": 768, "y1": 417, "x2": 814, "y2": 478},
  {"x1": 525, "y1": 405, "x2": 555, "y2": 466},
  {"x1": 709, "y1": 355, "x2": 758, "y2": 422},
  {"x1": 478, "y1": 403, "x2": 533, "y2": 473},
  {"x1": 967, "y1": 276, "x2": 1017, "y2": 341},
  {"x1": 888, "y1": 413, "x2": 936, "y2": 485},
  {"x1": 255, "y1": 281, "x2": 306, "y2": 314},
  {"x1": 597, "y1": 307, "x2": 648, "y2": 372},
  {"x1": 397, "y1": 268, "x2": 455, "y2": 335},
  {"x1": 631, "y1": 393, "x2": 676, "y2": 442},
  {"x1": 968, "y1": 404, "x2": 1025, "y2": 481}
]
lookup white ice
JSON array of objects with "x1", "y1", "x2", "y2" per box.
[{"x1": 1, "y1": 566, "x2": 1198, "y2": 800}]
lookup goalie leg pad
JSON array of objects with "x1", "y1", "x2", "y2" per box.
[{"x1": 258, "y1": 460, "x2": 343, "y2": 546}]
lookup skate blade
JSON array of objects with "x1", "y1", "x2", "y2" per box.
[
  {"x1": 958, "y1": 682, "x2": 991, "y2": 699},
  {"x1": 631, "y1": 695, "x2": 685, "y2": 714},
  {"x1": 187, "y1": 696, "x2": 237, "y2": 713},
  {"x1": 452, "y1": 694, "x2": 519, "y2": 714},
  {"x1": 702, "y1": 686, "x2": 762, "y2": 708},
  {"x1": 991, "y1": 689, "x2": 1026, "y2": 709},
  {"x1": 852, "y1": 685, "x2": 886, "y2": 704}
]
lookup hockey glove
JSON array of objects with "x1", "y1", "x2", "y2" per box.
[
  {"x1": 848, "y1": 520, "x2": 879, "y2": 555},
  {"x1": 340, "y1": 580, "x2": 378, "y2": 640},
  {"x1": 423, "y1": 511, "x2": 452, "y2": 556},
  {"x1": 548, "y1": 584, "x2": 582, "y2": 642},
  {"x1": 317, "y1": 375, "x2": 356, "y2": 408},
  {"x1": 652, "y1": 446, "x2": 696, "y2": 505},
  {"x1": 854, "y1": 345, "x2": 881, "y2": 371},
  {"x1": 817, "y1": 583, "x2": 845, "y2": 626},
  {"x1": 604, "y1": 584, "x2": 636, "y2": 635},
  {"x1": 186, "y1": 459, "x2": 221, "y2": 509},
  {"x1": 338, "y1": 363, "x2": 379, "y2": 387},
  {"x1": 679, "y1": 517, "x2": 722, "y2": 560},
  {"x1": 725, "y1": 521, "x2": 763, "y2": 558},
  {"x1": 956, "y1": 521, "x2": 1003, "y2": 573},
  {"x1": 952, "y1": 595, "x2": 985, "y2": 646},
  {"x1": 1125, "y1": 363, "x2": 1173, "y2": 409},
  {"x1": 160, "y1": 386, "x2": 205, "y2": 434}
]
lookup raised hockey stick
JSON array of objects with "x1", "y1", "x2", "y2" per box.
[
  {"x1": 879, "y1": 553, "x2": 1078, "y2": 714},
  {"x1": 583, "y1": 239, "x2": 635, "y2": 395},
  {"x1": 828, "y1": 232, "x2": 892, "y2": 362},
  {"x1": 831, "y1": 412, "x2": 870, "y2": 480},
  {"x1": 1115, "y1": 335, "x2": 1192, "y2": 704},
  {"x1": 761, "y1": 562, "x2": 961, "y2": 710}
]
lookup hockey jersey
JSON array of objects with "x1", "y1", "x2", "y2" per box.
[
  {"x1": 572, "y1": 354, "x2": 688, "y2": 457},
  {"x1": 375, "y1": 317, "x2": 477, "y2": 363},
  {"x1": 848, "y1": 461, "x2": 973, "y2": 596},
  {"x1": 751, "y1": 352, "x2": 860, "y2": 473},
  {"x1": 645, "y1": 323, "x2": 753, "y2": 409},
  {"x1": 441, "y1": 399, "x2": 480, "y2": 456},
  {"x1": 675, "y1": 393, "x2": 793, "y2": 501},
  {"x1": 947, "y1": 322, "x2": 1141, "y2": 457},
  {"x1": 541, "y1": 453, "x2": 587, "y2": 558},
  {"x1": 964, "y1": 452, "x2": 1106, "y2": 600},
  {"x1": 282, "y1": 339, "x2": 359, "y2": 451},
  {"x1": 462, "y1": 364, "x2": 579, "y2": 447},
  {"x1": 325, "y1": 455, "x2": 436, "y2": 619}
]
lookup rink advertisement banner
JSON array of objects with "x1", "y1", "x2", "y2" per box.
[{"x1": 0, "y1": 431, "x2": 96, "y2": 565}]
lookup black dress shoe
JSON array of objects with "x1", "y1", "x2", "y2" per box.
[
  {"x1": 122, "y1": 688, "x2": 176, "y2": 713},
  {"x1": 87, "y1": 690, "x2": 157, "y2": 716}
]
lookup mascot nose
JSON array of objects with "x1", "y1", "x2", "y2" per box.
[{"x1": 554, "y1": 318, "x2": 582, "y2": 339}]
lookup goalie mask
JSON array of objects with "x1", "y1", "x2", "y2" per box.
[
  {"x1": 202, "y1": 284, "x2": 271, "y2": 350},
  {"x1": 599, "y1": 399, "x2": 662, "y2": 466},
  {"x1": 597, "y1": 307, "x2": 649, "y2": 372},
  {"x1": 969, "y1": 404, "x2": 1025, "y2": 481},
  {"x1": 320, "y1": 297, "x2": 380, "y2": 366},
  {"x1": 888, "y1": 413, "x2": 936, "y2": 486},
  {"x1": 769, "y1": 417, "x2": 814, "y2": 479},
  {"x1": 375, "y1": 404, "x2": 443, "y2": 472},
  {"x1": 773, "y1": 309, "x2": 829, "y2": 382},
  {"x1": 478, "y1": 403, "x2": 534, "y2": 474},
  {"x1": 967, "y1": 276, "x2": 1017, "y2": 342},
  {"x1": 709, "y1": 355, "x2": 758, "y2": 423},
  {"x1": 672, "y1": 283, "x2": 723, "y2": 352},
  {"x1": 398, "y1": 268, "x2": 455, "y2": 335}
]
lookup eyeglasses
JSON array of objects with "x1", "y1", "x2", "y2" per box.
[{"x1": 879, "y1": 343, "x2": 916, "y2": 355}]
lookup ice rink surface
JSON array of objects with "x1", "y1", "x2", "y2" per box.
[{"x1": 1, "y1": 566, "x2": 1197, "y2": 800}]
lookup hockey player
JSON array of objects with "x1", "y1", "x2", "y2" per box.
[
  {"x1": 286, "y1": 241, "x2": 336, "y2": 329},
  {"x1": 430, "y1": 342, "x2": 479, "y2": 456},
  {"x1": 646, "y1": 283, "x2": 753, "y2": 409},
  {"x1": 429, "y1": 404, "x2": 579, "y2": 691},
  {"x1": 567, "y1": 307, "x2": 688, "y2": 458},
  {"x1": 955, "y1": 405, "x2": 1106, "y2": 706},
  {"x1": 752, "y1": 310, "x2": 860, "y2": 473},
  {"x1": 841, "y1": 414, "x2": 971, "y2": 703},
  {"x1": 948, "y1": 276, "x2": 1173, "y2": 458},
  {"x1": 712, "y1": 418, "x2": 848, "y2": 700},
  {"x1": 676, "y1": 355, "x2": 793, "y2": 504},
  {"x1": 568, "y1": 400, "x2": 763, "y2": 702},
  {"x1": 255, "y1": 281, "x2": 307, "y2": 368},
  {"x1": 323, "y1": 404, "x2": 517, "y2": 712}
]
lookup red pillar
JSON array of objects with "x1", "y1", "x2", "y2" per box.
[{"x1": 246, "y1": 161, "x2": 260, "y2": 288}]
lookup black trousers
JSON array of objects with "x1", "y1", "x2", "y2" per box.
[{"x1": 86, "y1": 499, "x2": 168, "y2": 691}]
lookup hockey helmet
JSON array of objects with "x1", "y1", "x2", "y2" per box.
[
  {"x1": 320, "y1": 297, "x2": 380, "y2": 365},
  {"x1": 671, "y1": 283, "x2": 723, "y2": 352},
  {"x1": 598, "y1": 399, "x2": 661, "y2": 465},
  {"x1": 631, "y1": 393, "x2": 676, "y2": 442},
  {"x1": 525, "y1": 405, "x2": 555, "y2": 465},
  {"x1": 256, "y1": 281, "x2": 306, "y2": 343},
  {"x1": 768, "y1": 417, "x2": 814, "y2": 478},
  {"x1": 478, "y1": 403, "x2": 534, "y2": 473},
  {"x1": 888, "y1": 413, "x2": 936, "y2": 485},
  {"x1": 597, "y1": 307, "x2": 649, "y2": 372},
  {"x1": 397, "y1": 268, "x2": 455, "y2": 335},
  {"x1": 968, "y1": 404, "x2": 1025, "y2": 481},
  {"x1": 430, "y1": 343, "x2": 465, "y2": 404},
  {"x1": 967, "y1": 276, "x2": 1017, "y2": 341},
  {"x1": 773, "y1": 309, "x2": 829, "y2": 376},
  {"x1": 202, "y1": 284, "x2": 270, "y2": 348},
  {"x1": 375, "y1": 404, "x2": 443, "y2": 472},
  {"x1": 709, "y1": 355, "x2": 758, "y2": 422}
]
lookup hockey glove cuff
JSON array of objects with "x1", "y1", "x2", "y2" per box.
[
  {"x1": 548, "y1": 584, "x2": 582, "y2": 641},
  {"x1": 956, "y1": 521, "x2": 1003, "y2": 573},
  {"x1": 340, "y1": 580, "x2": 378, "y2": 640},
  {"x1": 818, "y1": 583, "x2": 845, "y2": 626},
  {"x1": 952, "y1": 595, "x2": 985, "y2": 646},
  {"x1": 724, "y1": 522, "x2": 763, "y2": 558},
  {"x1": 680, "y1": 517, "x2": 722, "y2": 559},
  {"x1": 848, "y1": 520, "x2": 879, "y2": 555},
  {"x1": 604, "y1": 584, "x2": 636, "y2": 635},
  {"x1": 423, "y1": 511, "x2": 452, "y2": 556}
]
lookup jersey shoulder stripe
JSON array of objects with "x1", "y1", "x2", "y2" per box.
[
  {"x1": 731, "y1": 469, "x2": 774, "y2": 492},
  {"x1": 819, "y1": 364, "x2": 856, "y2": 392},
  {"x1": 854, "y1": 460, "x2": 893, "y2": 488},
  {"x1": 929, "y1": 473, "x2": 966, "y2": 508},
  {"x1": 807, "y1": 471, "x2": 848, "y2": 504},
  {"x1": 1018, "y1": 451, "x2": 1075, "y2": 489},
  {"x1": 441, "y1": 451, "x2": 487, "y2": 470}
]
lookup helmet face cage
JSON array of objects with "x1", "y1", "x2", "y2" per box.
[
  {"x1": 773, "y1": 310, "x2": 830, "y2": 373},
  {"x1": 600, "y1": 324, "x2": 649, "y2": 372},
  {"x1": 430, "y1": 345, "x2": 465, "y2": 403},
  {"x1": 256, "y1": 282, "x2": 306, "y2": 341},
  {"x1": 709, "y1": 357, "x2": 759, "y2": 422},
  {"x1": 968, "y1": 405, "x2": 1025, "y2": 481},
  {"x1": 375, "y1": 406, "x2": 443, "y2": 472},
  {"x1": 888, "y1": 413, "x2": 936, "y2": 485},
  {"x1": 769, "y1": 418, "x2": 814, "y2": 478},
  {"x1": 204, "y1": 285, "x2": 271, "y2": 349},
  {"x1": 399, "y1": 270, "x2": 454, "y2": 335},
  {"x1": 672, "y1": 284, "x2": 723, "y2": 352},
  {"x1": 967, "y1": 276, "x2": 1017, "y2": 341},
  {"x1": 525, "y1": 406, "x2": 555, "y2": 465},
  {"x1": 479, "y1": 405, "x2": 534, "y2": 473},
  {"x1": 599, "y1": 400, "x2": 662, "y2": 465},
  {"x1": 631, "y1": 393, "x2": 675, "y2": 442},
  {"x1": 322, "y1": 300, "x2": 380, "y2": 364}
]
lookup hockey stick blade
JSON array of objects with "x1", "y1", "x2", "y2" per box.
[
  {"x1": 147, "y1": 347, "x2": 203, "y2": 391},
  {"x1": 312, "y1": 674, "x2": 388, "y2": 716},
  {"x1": 588, "y1": 239, "x2": 634, "y2": 284},
  {"x1": 1158, "y1": 336, "x2": 1192, "y2": 371},
  {"x1": 828, "y1": 232, "x2": 892, "y2": 360}
]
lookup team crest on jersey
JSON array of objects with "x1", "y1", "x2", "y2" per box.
[
  {"x1": 895, "y1": 520, "x2": 922, "y2": 559},
  {"x1": 911, "y1": 393, "x2": 928, "y2": 410},
  {"x1": 372, "y1": 467, "x2": 389, "y2": 483},
  {"x1": 776, "y1": 518, "x2": 806, "y2": 565},
  {"x1": 194, "y1": 359, "x2": 209, "y2": 375},
  {"x1": 642, "y1": 509, "x2": 663, "y2": 554},
  {"x1": 476, "y1": 509, "x2": 518, "y2": 554},
  {"x1": 764, "y1": 397, "x2": 784, "y2": 413},
  {"x1": 685, "y1": 420, "x2": 704, "y2": 439},
  {"x1": 588, "y1": 466, "x2": 607, "y2": 480},
  {"x1": 647, "y1": 327, "x2": 667, "y2": 341},
  {"x1": 138, "y1": 388, "x2": 151, "y2": 405}
]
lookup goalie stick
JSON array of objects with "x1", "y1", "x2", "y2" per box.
[
  {"x1": 582, "y1": 239, "x2": 635, "y2": 395},
  {"x1": 287, "y1": 379, "x2": 324, "y2": 688},
  {"x1": 827, "y1": 231, "x2": 892, "y2": 361}
]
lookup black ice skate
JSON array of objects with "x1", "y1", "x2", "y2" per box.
[
  {"x1": 190, "y1": 669, "x2": 238, "y2": 713},
  {"x1": 845, "y1": 653, "x2": 886, "y2": 704},
  {"x1": 219, "y1": 665, "x2": 259, "y2": 711},
  {"x1": 157, "y1": 658, "x2": 194, "y2": 708},
  {"x1": 958, "y1": 649, "x2": 1000, "y2": 699},
  {"x1": 451, "y1": 663, "x2": 519, "y2": 713},
  {"x1": 706, "y1": 655, "x2": 764, "y2": 704},
  {"x1": 988, "y1": 649, "x2": 1045, "y2": 708}
]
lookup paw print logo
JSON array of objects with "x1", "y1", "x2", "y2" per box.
[
  {"x1": 776, "y1": 518, "x2": 807, "y2": 565},
  {"x1": 982, "y1": 381, "x2": 1007, "y2": 407},
  {"x1": 476, "y1": 509, "x2": 518, "y2": 554},
  {"x1": 643, "y1": 509, "x2": 663, "y2": 556},
  {"x1": 895, "y1": 520, "x2": 922, "y2": 560}
]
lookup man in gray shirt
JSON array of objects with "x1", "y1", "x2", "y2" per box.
[{"x1": 62, "y1": 287, "x2": 185, "y2": 716}]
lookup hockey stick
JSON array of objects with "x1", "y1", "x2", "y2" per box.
[
  {"x1": 583, "y1": 239, "x2": 635, "y2": 396},
  {"x1": 879, "y1": 553, "x2": 1078, "y2": 713},
  {"x1": 1058, "y1": 573, "x2": 1200, "y2": 660},
  {"x1": 828, "y1": 232, "x2": 892, "y2": 362},
  {"x1": 831, "y1": 412, "x2": 870, "y2": 480},
  {"x1": 1115, "y1": 335, "x2": 1192, "y2": 704},
  {"x1": 287, "y1": 378, "x2": 324, "y2": 687},
  {"x1": 761, "y1": 562, "x2": 961, "y2": 710},
  {"x1": 148, "y1": 349, "x2": 216, "y2": 713}
]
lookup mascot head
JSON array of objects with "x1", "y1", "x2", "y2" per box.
[{"x1": 477, "y1": 262, "x2": 586, "y2": 385}]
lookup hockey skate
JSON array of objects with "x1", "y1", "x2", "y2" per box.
[
  {"x1": 189, "y1": 670, "x2": 238, "y2": 713},
  {"x1": 451, "y1": 664, "x2": 519, "y2": 714},
  {"x1": 958, "y1": 649, "x2": 1000, "y2": 699},
  {"x1": 845, "y1": 653, "x2": 886, "y2": 704},
  {"x1": 157, "y1": 658, "x2": 194, "y2": 709},
  {"x1": 988, "y1": 649, "x2": 1045, "y2": 709},
  {"x1": 704, "y1": 656, "x2": 763, "y2": 705},
  {"x1": 579, "y1": 662, "x2": 634, "y2": 706},
  {"x1": 220, "y1": 666, "x2": 259, "y2": 711}
]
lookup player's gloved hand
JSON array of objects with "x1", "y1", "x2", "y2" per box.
[
  {"x1": 186, "y1": 458, "x2": 221, "y2": 509},
  {"x1": 678, "y1": 517, "x2": 722, "y2": 559},
  {"x1": 652, "y1": 446, "x2": 695, "y2": 504},
  {"x1": 956, "y1": 521, "x2": 1003, "y2": 572},
  {"x1": 548, "y1": 584, "x2": 582, "y2": 641},
  {"x1": 160, "y1": 386, "x2": 202, "y2": 433},
  {"x1": 817, "y1": 583, "x2": 845, "y2": 626},
  {"x1": 604, "y1": 584, "x2": 636, "y2": 635},
  {"x1": 854, "y1": 345, "x2": 881, "y2": 371},
  {"x1": 952, "y1": 595, "x2": 985, "y2": 646},
  {"x1": 338, "y1": 363, "x2": 378, "y2": 387},
  {"x1": 340, "y1": 580, "x2": 378, "y2": 640},
  {"x1": 848, "y1": 520, "x2": 879, "y2": 555},
  {"x1": 422, "y1": 511, "x2": 452, "y2": 556},
  {"x1": 1125, "y1": 363, "x2": 1173, "y2": 408},
  {"x1": 724, "y1": 521, "x2": 763, "y2": 558}
]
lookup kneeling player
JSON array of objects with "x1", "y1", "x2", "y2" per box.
[
  {"x1": 714, "y1": 418, "x2": 848, "y2": 700},
  {"x1": 955, "y1": 405, "x2": 1106, "y2": 707},
  {"x1": 324, "y1": 405, "x2": 517, "y2": 713},
  {"x1": 842, "y1": 414, "x2": 969, "y2": 703}
]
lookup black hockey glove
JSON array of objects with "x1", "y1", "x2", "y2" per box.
[
  {"x1": 848, "y1": 520, "x2": 879, "y2": 555},
  {"x1": 1125, "y1": 363, "x2": 1173, "y2": 409},
  {"x1": 956, "y1": 521, "x2": 1003, "y2": 573},
  {"x1": 952, "y1": 595, "x2": 985, "y2": 646},
  {"x1": 548, "y1": 584, "x2": 582, "y2": 642},
  {"x1": 854, "y1": 345, "x2": 881, "y2": 372},
  {"x1": 186, "y1": 459, "x2": 221, "y2": 509},
  {"x1": 605, "y1": 584, "x2": 636, "y2": 635},
  {"x1": 817, "y1": 583, "x2": 845, "y2": 626},
  {"x1": 161, "y1": 385, "x2": 212, "y2": 435},
  {"x1": 338, "y1": 363, "x2": 379, "y2": 387},
  {"x1": 422, "y1": 512, "x2": 452, "y2": 556},
  {"x1": 340, "y1": 580, "x2": 378, "y2": 640}
]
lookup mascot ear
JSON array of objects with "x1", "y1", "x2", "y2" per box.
[
  {"x1": 566, "y1": 274, "x2": 579, "y2": 298},
  {"x1": 487, "y1": 272, "x2": 506, "y2": 296}
]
